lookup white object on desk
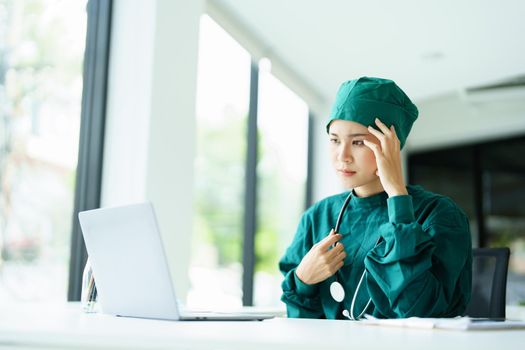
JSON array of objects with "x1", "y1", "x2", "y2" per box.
[{"x1": 360, "y1": 314, "x2": 525, "y2": 331}]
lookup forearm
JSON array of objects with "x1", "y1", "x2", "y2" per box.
[
  {"x1": 281, "y1": 269, "x2": 325, "y2": 319},
  {"x1": 364, "y1": 195, "x2": 472, "y2": 318}
]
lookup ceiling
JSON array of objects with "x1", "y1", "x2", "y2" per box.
[{"x1": 209, "y1": 0, "x2": 525, "y2": 108}]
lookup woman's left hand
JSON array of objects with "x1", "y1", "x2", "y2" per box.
[{"x1": 363, "y1": 118, "x2": 408, "y2": 197}]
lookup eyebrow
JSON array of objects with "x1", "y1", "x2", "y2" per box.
[{"x1": 329, "y1": 132, "x2": 368, "y2": 138}]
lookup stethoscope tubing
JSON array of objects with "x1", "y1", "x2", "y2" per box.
[
  {"x1": 335, "y1": 192, "x2": 353, "y2": 232},
  {"x1": 332, "y1": 191, "x2": 374, "y2": 320}
]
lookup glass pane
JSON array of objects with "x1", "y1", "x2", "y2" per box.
[
  {"x1": 482, "y1": 138, "x2": 525, "y2": 305},
  {"x1": 189, "y1": 15, "x2": 251, "y2": 309},
  {"x1": 0, "y1": 0, "x2": 87, "y2": 301},
  {"x1": 408, "y1": 147, "x2": 477, "y2": 244},
  {"x1": 255, "y1": 69, "x2": 308, "y2": 306}
]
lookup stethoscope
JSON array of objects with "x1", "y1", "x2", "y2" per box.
[{"x1": 329, "y1": 192, "x2": 380, "y2": 320}]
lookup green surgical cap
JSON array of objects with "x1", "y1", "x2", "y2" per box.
[{"x1": 326, "y1": 77, "x2": 418, "y2": 149}]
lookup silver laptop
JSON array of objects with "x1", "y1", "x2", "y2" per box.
[{"x1": 78, "y1": 202, "x2": 274, "y2": 321}]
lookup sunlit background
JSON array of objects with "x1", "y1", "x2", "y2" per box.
[
  {"x1": 1, "y1": 0, "x2": 524, "y2": 310},
  {"x1": 0, "y1": 0, "x2": 86, "y2": 302},
  {"x1": 189, "y1": 16, "x2": 308, "y2": 308}
]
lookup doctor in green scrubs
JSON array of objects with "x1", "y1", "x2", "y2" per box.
[{"x1": 279, "y1": 77, "x2": 472, "y2": 319}]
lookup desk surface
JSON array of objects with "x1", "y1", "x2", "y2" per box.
[{"x1": 1, "y1": 303, "x2": 524, "y2": 350}]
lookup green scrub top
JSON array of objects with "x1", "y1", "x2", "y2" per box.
[{"x1": 279, "y1": 185, "x2": 472, "y2": 319}]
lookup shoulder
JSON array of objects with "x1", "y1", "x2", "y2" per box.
[{"x1": 407, "y1": 185, "x2": 469, "y2": 226}]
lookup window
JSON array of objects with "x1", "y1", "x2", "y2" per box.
[
  {"x1": 255, "y1": 69, "x2": 309, "y2": 306},
  {"x1": 190, "y1": 15, "x2": 311, "y2": 308},
  {"x1": 189, "y1": 15, "x2": 251, "y2": 308},
  {"x1": 0, "y1": 0, "x2": 87, "y2": 301}
]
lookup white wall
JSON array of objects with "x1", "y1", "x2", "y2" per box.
[
  {"x1": 311, "y1": 113, "x2": 341, "y2": 202},
  {"x1": 406, "y1": 88, "x2": 525, "y2": 152},
  {"x1": 102, "y1": 0, "x2": 204, "y2": 301},
  {"x1": 102, "y1": 0, "x2": 154, "y2": 205}
]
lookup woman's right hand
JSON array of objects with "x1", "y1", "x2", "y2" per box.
[{"x1": 295, "y1": 229, "x2": 347, "y2": 285}]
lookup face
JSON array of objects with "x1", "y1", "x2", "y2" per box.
[{"x1": 328, "y1": 119, "x2": 383, "y2": 196}]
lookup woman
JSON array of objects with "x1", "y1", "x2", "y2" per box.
[{"x1": 279, "y1": 77, "x2": 472, "y2": 319}]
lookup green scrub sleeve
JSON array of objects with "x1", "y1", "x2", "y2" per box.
[
  {"x1": 279, "y1": 213, "x2": 325, "y2": 319},
  {"x1": 365, "y1": 195, "x2": 472, "y2": 318}
]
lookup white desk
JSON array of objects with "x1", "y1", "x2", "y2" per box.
[{"x1": 1, "y1": 303, "x2": 524, "y2": 350}]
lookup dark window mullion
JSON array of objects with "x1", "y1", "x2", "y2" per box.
[
  {"x1": 242, "y1": 62, "x2": 259, "y2": 306},
  {"x1": 67, "y1": 0, "x2": 112, "y2": 301},
  {"x1": 474, "y1": 146, "x2": 486, "y2": 247},
  {"x1": 305, "y1": 112, "x2": 315, "y2": 209}
]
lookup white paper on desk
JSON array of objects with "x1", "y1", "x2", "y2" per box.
[
  {"x1": 360, "y1": 315, "x2": 525, "y2": 331},
  {"x1": 436, "y1": 318, "x2": 525, "y2": 330},
  {"x1": 360, "y1": 316, "x2": 436, "y2": 329}
]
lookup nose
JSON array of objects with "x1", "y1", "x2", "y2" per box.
[{"x1": 337, "y1": 143, "x2": 353, "y2": 163}]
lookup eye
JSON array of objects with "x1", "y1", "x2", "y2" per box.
[
  {"x1": 329, "y1": 138, "x2": 340, "y2": 144},
  {"x1": 352, "y1": 140, "x2": 364, "y2": 146}
]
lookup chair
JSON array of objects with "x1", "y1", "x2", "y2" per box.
[{"x1": 464, "y1": 247, "x2": 510, "y2": 319}]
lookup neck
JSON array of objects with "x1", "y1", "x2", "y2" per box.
[{"x1": 353, "y1": 178, "x2": 384, "y2": 198}]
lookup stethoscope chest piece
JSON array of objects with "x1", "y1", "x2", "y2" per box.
[{"x1": 330, "y1": 281, "x2": 345, "y2": 302}]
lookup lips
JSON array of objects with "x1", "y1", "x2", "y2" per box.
[{"x1": 338, "y1": 169, "x2": 356, "y2": 176}]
